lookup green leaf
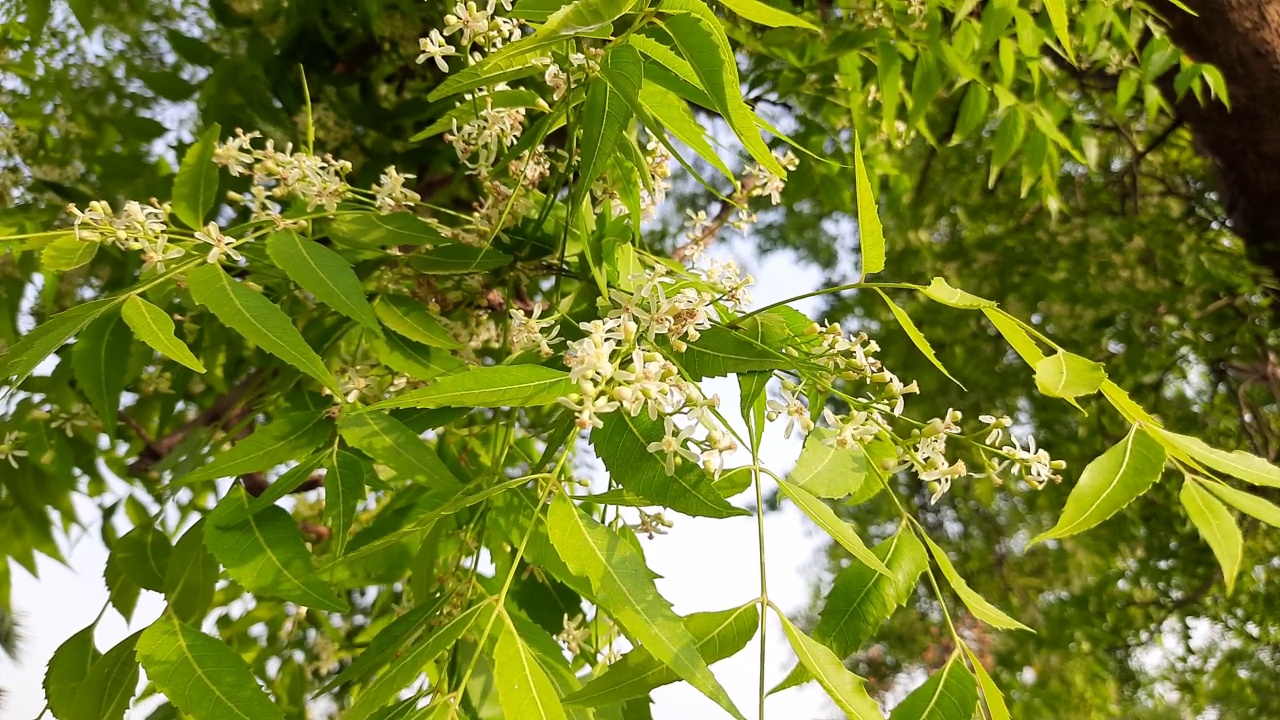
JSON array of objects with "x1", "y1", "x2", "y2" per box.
[
  {"x1": 374, "y1": 295, "x2": 462, "y2": 349},
  {"x1": 113, "y1": 522, "x2": 172, "y2": 592},
  {"x1": 813, "y1": 526, "x2": 926, "y2": 659},
  {"x1": 1034, "y1": 350, "x2": 1106, "y2": 400},
  {"x1": 186, "y1": 263, "x2": 338, "y2": 391},
  {"x1": 1042, "y1": 0, "x2": 1074, "y2": 63},
  {"x1": 660, "y1": 1, "x2": 785, "y2": 176},
  {"x1": 427, "y1": 47, "x2": 556, "y2": 103},
  {"x1": 71, "y1": 310, "x2": 131, "y2": 434},
  {"x1": 371, "y1": 365, "x2": 575, "y2": 410},
  {"x1": 137, "y1": 611, "x2": 285, "y2": 720},
  {"x1": 1181, "y1": 479, "x2": 1243, "y2": 593},
  {"x1": 673, "y1": 325, "x2": 792, "y2": 379},
  {"x1": 205, "y1": 485, "x2": 348, "y2": 611},
  {"x1": 950, "y1": 83, "x2": 991, "y2": 145},
  {"x1": 212, "y1": 454, "x2": 327, "y2": 527},
  {"x1": 328, "y1": 212, "x2": 447, "y2": 247},
  {"x1": 777, "y1": 480, "x2": 891, "y2": 577},
  {"x1": 42, "y1": 235, "x2": 99, "y2": 271},
  {"x1": 922, "y1": 278, "x2": 994, "y2": 309},
  {"x1": 344, "y1": 603, "x2": 485, "y2": 720},
  {"x1": 338, "y1": 411, "x2": 461, "y2": 490},
  {"x1": 325, "y1": 450, "x2": 370, "y2": 556},
  {"x1": 963, "y1": 645, "x2": 1010, "y2": 720},
  {"x1": 739, "y1": 371, "x2": 769, "y2": 452},
  {"x1": 2, "y1": 297, "x2": 120, "y2": 389},
  {"x1": 179, "y1": 410, "x2": 333, "y2": 486},
  {"x1": 982, "y1": 308, "x2": 1045, "y2": 367},
  {"x1": 778, "y1": 614, "x2": 883, "y2": 720},
  {"x1": 44, "y1": 624, "x2": 102, "y2": 720},
  {"x1": 495, "y1": 610, "x2": 570, "y2": 720},
  {"x1": 547, "y1": 494, "x2": 744, "y2": 720},
  {"x1": 592, "y1": 412, "x2": 747, "y2": 518},
  {"x1": 853, "y1": 132, "x2": 885, "y2": 277},
  {"x1": 1100, "y1": 380, "x2": 1159, "y2": 426},
  {"x1": 875, "y1": 290, "x2": 964, "y2": 389},
  {"x1": 104, "y1": 550, "x2": 141, "y2": 621},
  {"x1": 1153, "y1": 427, "x2": 1280, "y2": 488},
  {"x1": 919, "y1": 529, "x2": 1030, "y2": 631},
  {"x1": 172, "y1": 124, "x2": 222, "y2": 229},
  {"x1": 122, "y1": 296, "x2": 206, "y2": 372},
  {"x1": 788, "y1": 428, "x2": 871, "y2": 500},
  {"x1": 70, "y1": 631, "x2": 141, "y2": 720},
  {"x1": 887, "y1": 652, "x2": 978, "y2": 720},
  {"x1": 267, "y1": 230, "x2": 380, "y2": 331},
  {"x1": 371, "y1": 332, "x2": 466, "y2": 381},
  {"x1": 571, "y1": 51, "x2": 638, "y2": 212},
  {"x1": 567, "y1": 603, "x2": 758, "y2": 706},
  {"x1": 317, "y1": 596, "x2": 446, "y2": 693},
  {"x1": 1033, "y1": 424, "x2": 1166, "y2": 543},
  {"x1": 163, "y1": 520, "x2": 219, "y2": 624},
  {"x1": 412, "y1": 89, "x2": 548, "y2": 141},
  {"x1": 407, "y1": 245, "x2": 514, "y2": 274},
  {"x1": 1203, "y1": 481, "x2": 1280, "y2": 529},
  {"x1": 714, "y1": 0, "x2": 817, "y2": 29},
  {"x1": 637, "y1": 80, "x2": 735, "y2": 182}
]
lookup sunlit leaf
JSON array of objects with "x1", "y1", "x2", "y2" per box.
[
  {"x1": 1203, "y1": 480, "x2": 1280, "y2": 529},
  {"x1": 205, "y1": 485, "x2": 349, "y2": 611},
  {"x1": 714, "y1": 0, "x2": 817, "y2": 30},
  {"x1": 673, "y1": 325, "x2": 791, "y2": 379},
  {"x1": 1033, "y1": 425, "x2": 1166, "y2": 543},
  {"x1": 568, "y1": 603, "x2": 758, "y2": 706},
  {"x1": 137, "y1": 611, "x2": 285, "y2": 720},
  {"x1": 919, "y1": 530, "x2": 1030, "y2": 631},
  {"x1": 778, "y1": 613, "x2": 883, "y2": 719},
  {"x1": 1154, "y1": 427, "x2": 1280, "y2": 488},
  {"x1": 187, "y1": 263, "x2": 338, "y2": 391},
  {"x1": 853, "y1": 131, "x2": 885, "y2": 276},
  {"x1": 788, "y1": 428, "x2": 871, "y2": 500},
  {"x1": 69, "y1": 631, "x2": 141, "y2": 720},
  {"x1": 267, "y1": 230, "x2": 380, "y2": 331},
  {"x1": 122, "y1": 295, "x2": 206, "y2": 372},
  {"x1": 338, "y1": 411, "x2": 461, "y2": 490},
  {"x1": 922, "y1": 278, "x2": 994, "y2": 309},
  {"x1": 963, "y1": 645, "x2": 1010, "y2": 720},
  {"x1": 42, "y1": 234, "x2": 98, "y2": 271},
  {"x1": 1034, "y1": 350, "x2": 1106, "y2": 400},
  {"x1": 325, "y1": 450, "x2": 370, "y2": 556},
  {"x1": 495, "y1": 609, "x2": 570, "y2": 720},
  {"x1": 778, "y1": 480, "x2": 891, "y2": 577},
  {"x1": 547, "y1": 494, "x2": 744, "y2": 720},
  {"x1": 875, "y1": 290, "x2": 963, "y2": 388},
  {"x1": 328, "y1": 212, "x2": 447, "y2": 247},
  {"x1": 374, "y1": 294, "x2": 462, "y2": 349},
  {"x1": 1180, "y1": 478, "x2": 1243, "y2": 593},
  {"x1": 370, "y1": 364, "x2": 575, "y2": 410}
]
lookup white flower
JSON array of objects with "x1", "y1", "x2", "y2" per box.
[
  {"x1": 0, "y1": 431, "x2": 28, "y2": 469},
  {"x1": 821, "y1": 408, "x2": 880, "y2": 448},
  {"x1": 543, "y1": 63, "x2": 568, "y2": 100},
  {"x1": 564, "y1": 334, "x2": 617, "y2": 384},
  {"x1": 372, "y1": 165, "x2": 422, "y2": 213},
  {"x1": 194, "y1": 222, "x2": 243, "y2": 264},
  {"x1": 417, "y1": 30, "x2": 457, "y2": 72},
  {"x1": 140, "y1": 236, "x2": 185, "y2": 274},
  {"x1": 213, "y1": 128, "x2": 261, "y2": 176},
  {"x1": 50, "y1": 408, "x2": 89, "y2": 437},
  {"x1": 443, "y1": 1, "x2": 493, "y2": 46},
  {"x1": 767, "y1": 388, "x2": 813, "y2": 439},
  {"x1": 979, "y1": 414, "x2": 1012, "y2": 445},
  {"x1": 510, "y1": 305, "x2": 561, "y2": 357},
  {"x1": 646, "y1": 417, "x2": 699, "y2": 475}
]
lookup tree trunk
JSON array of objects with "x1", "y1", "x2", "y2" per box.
[{"x1": 1157, "y1": 0, "x2": 1280, "y2": 276}]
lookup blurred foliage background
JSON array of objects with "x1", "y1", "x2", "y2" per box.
[{"x1": 2, "y1": 0, "x2": 1277, "y2": 717}]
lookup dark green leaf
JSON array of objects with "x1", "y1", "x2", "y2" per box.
[
  {"x1": 571, "y1": 51, "x2": 638, "y2": 211},
  {"x1": 114, "y1": 522, "x2": 172, "y2": 592},
  {"x1": 888, "y1": 652, "x2": 978, "y2": 720},
  {"x1": 164, "y1": 520, "x2": 219, "y2": 624},
  {"x1": 71, "y1": 310, "x2": 131, "y2": 435},
  {"x1": 338, "y1": 411, "x2": 460, "y2": 490},
  {"x1": 407, "y1": 244, "x2": 514, "y2": 274},
  {"x1": 371, "y1": 331, "x2": 465, "y2": 382},
  {"x1": 172, "y1": 124, "x2": 222, "y2": 229},
  {"x1": 2, "y1": 297, "x2": 120, "y2": 388},
  {"x1": 212, "y1": 454, "x2": 327, "y2": 527},
  {"x1": 329, "y1": 212, "x2": 447, "y2": 247}
]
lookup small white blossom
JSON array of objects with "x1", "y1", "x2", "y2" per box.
[
  {"x1": 0, "y1": 431, "x2": 28, "y2": 469},
  {"x1": 417, "y1": 30, "x2": 457, "y2": 72},
  {"x1": 646, "y1": 417, "x2": 699, "y2": 475},
  {"x1": 194, "y1": 222, "x2": 243, "y2": 264}
]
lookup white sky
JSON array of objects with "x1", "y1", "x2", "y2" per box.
[{"x1": 0, "y1": 244, "x2": 841, "y2": 719}]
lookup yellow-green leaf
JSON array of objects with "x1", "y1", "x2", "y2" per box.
[
  {"x1": 876, "y1": 289, "x2": 964, "y2": 388},
  {"x1": 853, "y1": 131, "x2": 885, "y2": 277},
  {"x1": 714, "y1": 0, "x2": 817, "y2": 30},
  {"x1": 1034, "y1": 350, "x2": 1106, "y2": 399},
  {"x1": 779, "y1": 613, "x2": 883, "y2": 719},
  {"x1": 1033, "y1": 424, "x2": 1166, "y2": 543},
  {"x1": 42, "y1": 234, "x2": 99, "y2": 271},
  {"x1": 122, "y1": 295, "x2": 206, "y2": 372},
  {"x1": 1203, "y1": 481, "x2": 1280, "y2": 529},
  {"x1": 495, "y1": 610, "x2": 570, "y2": 720},
  {"x1": 919, "y1": 529, "x2": 1030, "y2": 631},
  {"x1": 888, "y1": 651, "x2": 978, "y2": 720},
  {"x1": 374, "y1": 294, "x2": 462, "y2": 349},
  {"x1": 267, "y1": 230, "x2": 380, "y2": 331},
  {"x1": 777, "y1": 480, "x2": 892, "y2": 577},
  {"x1": 1154, "y1": 427, "x2": 1280, "y2": 488},
  {"x1": 1181, "y1": 478, "x2": 1243, "y2": 593},
  {"x1": 923, "y1": 277, "x2": 994, "y2": 309},
  {"x1": 370, "y1": 364, "x2": 575, "y2": 410},
  {"x1": 963, "y1": 645, "x2": 1010, "y2": 720}
]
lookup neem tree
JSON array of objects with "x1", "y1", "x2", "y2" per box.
[{"x1": 1, "y1": 0, "x2": 1276, "y2": 718}]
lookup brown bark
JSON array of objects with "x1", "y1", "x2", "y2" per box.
[{"x1": 1156, "y1": 0, "x2": 1280, "y2": 276}]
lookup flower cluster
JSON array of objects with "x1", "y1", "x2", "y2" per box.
[
  {"x1": 214, "y1": 129, "x2": 354, "y2": 213},
  {"x1": 416, "y1": 0, "x2": 521, "y2": 73}
]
